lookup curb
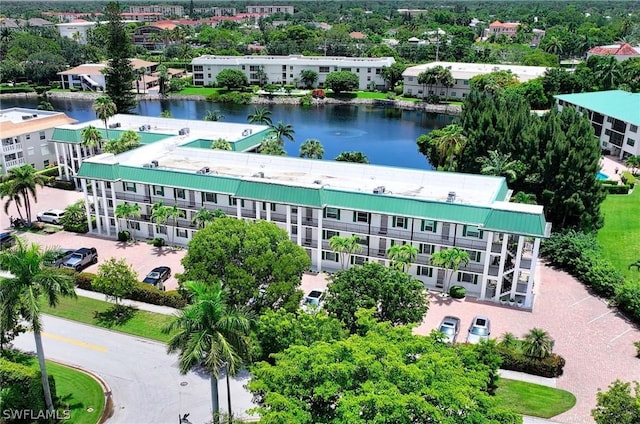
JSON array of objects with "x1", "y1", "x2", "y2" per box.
[{"x1": 49, "y1": 359, "x2": 114, "y2": 423}]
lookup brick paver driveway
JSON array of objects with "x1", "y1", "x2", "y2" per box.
[{"x1": 5, "y1": 187, "x2": 640, "y2": 423}]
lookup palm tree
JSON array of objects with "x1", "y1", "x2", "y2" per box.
[
  {"x1": 329, "y1": 235, "x2": 363, "y2": 269},
  {"x1": 499, "y1": 332, "x2": 519, "y2": 350},
  {"x1": 0, "y1": 238, "x2": 76, "y2": 413},
  {"x1": 522, "y1": 328, "x2": 554, "y2": 359},
  {"x1": 157, "y1": 65, "x2": 169, "y2": 96},
  {"x1": 417, "y1": 68, "x2": 438, "y2": 97},
  {"x1": 387, "y1": 244, "x2": 418, "y2": 273},
  {"x1": 150, "y1": 201, "x2": 170, "y2": 236},
  {"x1": 267, "y1": 121, "x2": 295, "y2": 145},
  {"x1": 211, "y1": 139, "x2": 232, "y2": 150},
  {"x1": 476, "y1": 150, "x2": 522, "y2": 182},
  {"x1": 164, "y1": 281, "x2": 252, "y2": 421},
  {"x1": 204, "y1": 110, "x2": 225, "y2": 122},
  {"x1": 511, "y1": 191, "x2": 537, "y2": 205},
  {"x1": 1, "y1": 164, "x2": 47, "y2": 225},
  {"x1": 595, "y1": 56, "x2": 622, "y2": 90},
  {"x1": 430, "y1": 247, "x2": 470, "y2": 295},
  {"x1": 103, "y1": 130, "x2": 141, "y2": 154},
  {"x1": 247, "y1": 106, "x2": 272, "y2": 125},
  {"x1": 93, "y1": 96, "x2": 117, "y2": 140},
  {"x1": 114, "y1": 203, "x2": 141, "y2": 240},
  {"x1": 544, "y1": 36, "x2": 563, "y2": 56},
  {"x1": 81, "y1": 125, "x2": 103, "y2": 155},
  {"x1": 139, "y1": 66, "x2": 147, "y2": 93},
  {"x1": 192, "y1": 207, "x2": 215, "y2": 229},
  {"x1": 299, "y1": 69, "x2": 318, "y2": 88},
  {"x1": 299, "y1": 139, "x2": 324, "y2": 159},
  {"x1": 625, "y1": 155, "x2": 640, "y2": 174},
  {"x1": 258, "y1": 138, "x2": 286, "y2": 156},
  {"x1": 431, "y1": 124, "x2": 468, "y2": 171},
  {"x1": 335, "y1": 151, "x2": 369, "y2": 163},
  {"x1": 167, "y1": 204, "x2": 185, "y2": 247}
]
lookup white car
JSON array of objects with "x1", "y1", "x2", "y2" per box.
[
  {"x1": 302, "y1": 290, "x2": 325, "y2": 311},
  {"x1": 37, "y1": 209, "x2": 65, "y2": 224},
  {"x1": 466, "y1": 315, "x2": 491, "y2": 344}
]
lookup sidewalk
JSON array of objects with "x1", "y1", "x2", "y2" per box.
[{"x1": 76, "y1": 288, "x2": 178, "y2": 315}]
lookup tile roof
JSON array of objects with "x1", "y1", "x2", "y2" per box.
[
  {"x1": 588, "y1": 43, "x2": 640, "y2": 56},
  {"x1": 0, "y1": 113, "x2": 77, "y2": 138}
]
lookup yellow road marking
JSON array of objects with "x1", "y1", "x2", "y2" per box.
[{"x1": 42, "y1": 332, "x2": 108, "y2": 352}]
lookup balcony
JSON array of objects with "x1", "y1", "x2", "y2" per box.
[
  {"x1": 2, "y1": 142, "x2": 22, "y2": 153},
  {"x1": 5, "y1": 157, "x2": 25, "y2": 168},
  {"x1": 116, "y1": 192, "x2": 151, "y2": 203}
]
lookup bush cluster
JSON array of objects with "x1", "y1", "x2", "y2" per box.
[
  {"x1": 449, "y1": 285, "x2": 466, "y2": 298},
  {"x1": 47, "y1": 179, "x2": 76, "y2": 190},
  {"x1": 621, "y1": 171, "x2": 636, "y2": 188},
  {"x1": 210, "y1": 91, "x2": 253, "y2": 104},
  {"x1": 0, "y1": 85, "x2": 34, "y2": 94},
  {"x1": 0, "y1": 355, "x2": 56, "y2": 414},
  {"x1": 497, "y1": 346, "x2": 566, "y2": 378},
  {"x1": 604, "y1": 184, "x2": 630, "y2": 194}
]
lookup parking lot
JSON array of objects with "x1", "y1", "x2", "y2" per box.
[{"x1": 4, "y1": 187, "x2": 640, "y2": 423}]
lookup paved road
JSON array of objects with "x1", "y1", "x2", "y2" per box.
[{"x1": 12, "y1": 315, "x2": 256, "y2": 424}]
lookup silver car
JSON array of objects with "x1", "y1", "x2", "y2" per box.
[
  {"x1": 466, "y1": 315, "x2": 491, "y2": 344},
  {"x1": 438, "y1": 316, "x2": 461, "y2": 344},
  {"x1": 37, "y1": 209, "x2": 65, "y2": 224}
]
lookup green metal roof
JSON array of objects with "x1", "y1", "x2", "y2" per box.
[
  {"x1": 118, "y1": 166, "x2": 240, "y2": 194},
  {"x1": 235, "y1": 181, "x2": 324, "y2": 206},
  {"x1": 483, "y1": 209, "x2": 548, "y2": 238},
  {"x1": 555, "y1": 90, "x2": 640, "y2": 126},
  {"x1": 231, "y1": 129, "x2": 269, "y2": 152},
  {"x1": 51, "y1": 128, "x2": 172, "y2": 144},
  {"x1": 76, "y1": 162, "x2": 120, "y2": 181}
]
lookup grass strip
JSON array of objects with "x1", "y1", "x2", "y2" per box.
[{"x1": 495, "y1": 378, "x2": 576, "y2": 418}]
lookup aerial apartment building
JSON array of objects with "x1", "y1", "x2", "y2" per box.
[
  {"x1": 191, "y1": 55, "x2": 395, "y2": 90},
  {"x1": 0, "y1": 108, "x2": 76, "y2": 175},
  {"x1": 246, "y1": 5, "x2": 294, "y2": 15},
  {"x1": 128, "y1": 5, "x2": 184, "y2": 17},
  {"x1": 556, "y1": 90, "x2": 640, "y2": 160},
  {"x1": 402, "y1": 62, "x2": 549, "y2": 99},
  {"x1": 68, "y1": 115, "x2": 550, "y2": 309}
]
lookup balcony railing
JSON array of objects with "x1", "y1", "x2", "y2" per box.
[
  {"x1": 2, "y1": 143, "x2": 22, "y2": 153},
  {"x1": 5, "y1": 157, "x2": 25, "y2": 168}
]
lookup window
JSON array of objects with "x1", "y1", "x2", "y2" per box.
[
  {"x1": 322, "y1": 251, "x2": 339, "y2": 262},
  {"x1": 463, "y1": 80, "x2": 469, "y2": 85},
  {"x1": 106, "y1": 182, "x2": 111, "y2": 189},
  {"x1": 451, "y1": 92, "x2": 456, "y2": 97},
  {"x1": 107, "y1": 199, "x2": 113, "y2": 207},
  {"x1": 204, "y1": 192, "x2": 217, "y2": 203},
  {"x1": 350, "y1": 256, "x2": 367, "y2": 265},
  {"x1": 27, "y1": 147, "x2": 35, "y2": 156},
  {"x1": 354, "y1": 211, "x2": 369, "y2": 223},
  {"x1": 457, "y1": 273, "x2": 478, "y2": 284},
  {"x1": 468, "y1": 250, "x2": 481, "y2": 262},
  {"x1": 176, "y1": 228, "x2": 188, "y2": 238},
  {"x1": 242, "y1": 65, "x2": 246, "y2": 70},
  {"x1": 26, "y1": 134, "x2": 31, "y2": 140},
  {"x1": 375, "y1": 69, "x2": 381, "y2": 75},
  {"x1": 607, "y1": 117, "x2": 613, "y2": 123},
  {"x1": 131, "y1": 222, "x2": 141, "y2": 230},
  {"x1": 420, "y1": 244, "x2": 434, "y2": 254},
  {"x1": 175, "y1": 188, "x2": 186, "y2": 199},
  {"x1": 627, "y1": 138, "x2": 636, "y2": 147},
  {"x1": 262, "y1": 202, "x2": 276, "y2": 211},
  {"x1": 356, "y1": 68, "x2": 360, "y2": 73},
  {"x1": 631, "y1": 124, "x2": 638, "y2": 133},
  {"x1": 367, "y1": 76, "x2": 371, "y2": 81},
  {"x1": 319, "y1": 66, "x2": 330, "y2": 73},
  {"x1": 153, "y1": 186, "x2": 164, "y2": 196},
  {"x1": 368, "y1": 68, "x2": 371, "y2": 73},
  {"x1": 323, "y1": 230, "x2": 339, "y2": 240},
  {"x1": 324, "y1": 207, "x2": 340, "y2": 219},
  {"x1": 421, "y1": 220, "x2": 437, "y2": 232},
  {"x1": 291, "y1": 207, "x2": 298, "y2": 214},
  {"x1": 40, "y1": 143, "x2": 50, "y2": 155},
  {"x1": 463, "y1": 225, "x2": 483, "y2": 238},
  {"x1": 43, "y1": 159, "x2": 50, "y2": 167},
  {"x1": 124, "y1": 182, "x2": 136, "y2": 192},
  {"x1": 158, "y1": 226, "x2": 167, "y2": 234},
  {"x1": 229, "y1": 196, "x2": 245, "y2": 207},
  {"x1": 39, "y1": 131, "x2": 46, "y2": 140},
  {"x1": 417, "y1": 266, "x2": 433, "y2": 277},
  {"x1": 393, "y1": 216, "x2": 408, "y2": 229}
]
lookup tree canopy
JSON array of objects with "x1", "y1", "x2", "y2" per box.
[
  {"x1": 103, "y1": 1, "x2": 136, "y2": 113},
  {"x1": 216, "y1": 68, "x2": 248, "y2": 89},
  {"x1": 180, "y1": 218, "x2": 310, "y2": 314},
  {"x1": 324, "y1": 71, "x2": 359, "y2": 93}
]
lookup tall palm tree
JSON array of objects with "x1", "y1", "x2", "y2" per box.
[
  {"x1": 1, "y1": 164, "x2": 47, "y2": 224},
  {"x1": 81, "y1": 125, "x2": 103, "y2": 155},
  {"x1": 522, "y1": 328, "x2": 555, "y2": 359},
  {"x1": 167, "y1": 204, "x2": 185, "y2": 246},
  {"x1": 594, "y1": 56, "x2": 622, "y2": 90},
  {"x1": 430, "y1": 247, "x2": 470, "y2": 295},
  {"x1": 0, "y1": 238, "x2": 76, "y2": 413},
  {"x1": 431, "y1": 124, "x2": 468, "y2": 171},
  {"x1": 204, "y1": 110, "x2": 225, "y2": 122},
  {"x1": 247, "y1": 107, "x2": 272, "y2": 125},
  {"x1": 329, "y1": 235, "x2": 363, "y2": 269},
  {"x1": 139, "y1": 66, "x2": 147, "y2": 92},
  {"x1": 544, "y1": 36, "x2": 563, "y2": 56},
  {"x1": 157, "y1": 65, "x2": 169, "y2": 96},
  {"x1": 211, "y1": 139, "x2": 232, "y2": 150},
  {"x1": 150, "y1": 201, "x2": 170, "y2": 235},
  {"x1": 476, "y1": 150, "x2": 521, "y2": 182},
  {"x1": 387, "y1": 244, "x2": 418, "y2": 273},
  {"x1": 267, "y1": 121, "x2": 295, "y2": 145},
  {"x1": 164, "y1": 281, "x2": 252, "y2": 421},
  {"x1": 510, "y1": 191, "x2": 537, "y2": 205},
  {"x1": 192, "y1": 207, "x2": 215, "y2": 229},
  {"x1": 417, "y1": 68, "x2": 438, "y2": 97},
  {"x1": 93, "y1": 96, "x2": 117, "y2": 140},
  {"x1": 258, "y1": 138, "x2": 286, "y2": 156},
  {"x1": 114, "y1": 203, "x2": 141, "y2": 240},
  {"x1": 299, "y1": 139, "x2": 324, "y2": 159}
]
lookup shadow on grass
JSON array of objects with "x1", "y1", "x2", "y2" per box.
[{"x1": 94, "y1": 304, "x2": 137, "y2": 327}]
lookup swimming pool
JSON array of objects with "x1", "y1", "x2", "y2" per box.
[{"x1": 597, "y1": 172, "x2": 610, "y2": 180}]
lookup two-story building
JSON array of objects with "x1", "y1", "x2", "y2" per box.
[
  {"x1": 485, "y1": 20, "x2": 520, "y2": 39},
  {"x1": 71, "y1": 115, "x2": 550, "y2": 309},
  {"x1": 0, "y1": 108, "x2": 77, "y2": 175},
  {"x1": 246, "y1": 5, "x2": 294, "y2": 15},
  {"x1": 191, "y1": 55, "x2": 395, "y2": 90},
  {"x1": 402, "y1": 62, "x2": 549, "y2": 99},
  {"x1": 555, "y1": 90, "x2": 640, "y2": 160}
]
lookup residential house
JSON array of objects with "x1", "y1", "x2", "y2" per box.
[
  {"x1": 57, "y1": 59, "x2": 159, "y2": 92},
  {"x1": 587, "y1": 43, "x2": 640, "y2": 62}
]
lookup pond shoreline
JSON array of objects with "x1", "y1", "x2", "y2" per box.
[{"x1": 2, "y1": 91, "x2": 461, "y2": 115}]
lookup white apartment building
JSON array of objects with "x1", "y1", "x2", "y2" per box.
[
  {"x1": 70, "y1": 115, "x2": 550, "y2": 309},
  {"x1": 128, "y1": 5, "x2": 184, "y2": 17},
  {"x1": 556, "y1": 90, "x2": 640, "y2": 160},
  {"x1": 191, "y1": 55, "x2": 396, "y2": 90},
  {"x1": 402, "y1": 62, "x2": 549, "y2": 99},
  {"x1": 247, "y1": 5, "x2": 294, "y2": 15},
  {"x1": 56, "y1": 20, "x2": 97, "y2": 44},
  {"x1": 0, "y1": 108, "x2": 76, "y2": 175}
]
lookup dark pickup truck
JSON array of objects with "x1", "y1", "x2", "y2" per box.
[{"x1": 61, "y1": 247, "x2": 98, "y2": 271}]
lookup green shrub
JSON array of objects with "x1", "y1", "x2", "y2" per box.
[
  {"x1": 148, "y1": 237, "x2": 165, "y2": 247},
  {"x1": 117, "y1": 230, "x2": 131, "y2": 242},
  {"x1": 615, "y1": 281, "x2": 640, "y2": 322},
  {"x1": 394, "y1": 84, "x2": 404, "y2": 95},
  {"x1": 449, "y1": 285, "x2": 466, "y2": 298},
  {"x1": 48, "y1": 179, "x2": 76, "y2": 190},
  {"x1": 621, "y1": 171, "x2": 636, "y2": 188},
  {"x1": 130, "y1": 283, "x2": 187, "y2": 308},
  {"x1": 217, "y1": 91, "x2": 252, "y2": 104},
  {"x1": 605, "y1": 184, "x2": 630, "y2": 194},
  {"x1": 0, "y1": 85, "x2": 34, "y2": 94},
  {"x1": 74, "y1": 272, "x2": 96, "y2": 290},
  {"x1": 0, "y1": 356, "x2": 56, "y2": 414},
  {"x1": 497, "y1": 345, "x2": 565, "y2": 378},
  {"x1": 299, "y1": 94, "x2": 312, "y2": 107},
  {"x1": 600, "y1": 179, "x2": 619, "y2": 185},
  {"x1": 34, "y1": 85, "x2": 50, "y2": 94},
  {"x1": 36, "y1": 167, "x2": 60, "y2": 177},
  {"x1": 634, "y1": 341, "x2": 640, "y2": 358}
]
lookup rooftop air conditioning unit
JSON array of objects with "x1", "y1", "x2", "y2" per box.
[
  {"x1": 446, "y1": 191, "x2": 456, "y2": 203},
  {"x1": 108, "y1": 122, "x2": 121, "y2": 129},
  {"x1": 253, "y1": 171, "x2": 265, "y2": 178},
  {"x1": 373, "y1": 186, "x2": 386, "y2": 194},
  {"x1": 196, "y1": 166, "x2": 210, "y2": 174},
  {"x1": 313, "y1": 180, "x2": 322, "y2": 185},
  {"x1": 139, "y1": 125, "x2": 147, "y2": 131},
  {"x1": 178, "y1": 128, "x2": 190, "y2": 135},
  {"x1": 151, "y1": 160, "x2": 159, "y2": 167},
  {"x1": 143, "y1": 163, "x2": 154, "y2": 168},
  {"x1": 21, "y1": 115, "x2": 33, "y2": 120}
]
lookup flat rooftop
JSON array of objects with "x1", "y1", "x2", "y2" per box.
[
  {"x1": 0, "y1": 108, "x2": 77, "y2": 138},
  {"x1": 403, "y1": 61, "x2": 549, "y2": 82},
  {"x1": 555, "y1": 90, "x2": 640, "y2": 126}
]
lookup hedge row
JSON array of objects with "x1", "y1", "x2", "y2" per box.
[
  {"x1": 0, "y1": 356, "x2": 55, "y2": 414},
  {"x1": 621, "y1": 171, "x2": 636, "y2": 188},
  {"x1": 497, "y1": 347, "x2": 566, "y2": 378},
  {"x1": 0, "y1": 85, "x2": 34, "y2": 93},
  {"x1": 605, "y1": 184, "x2": 631, "y2": 194},
  {"x1": 72, "y1": 271, "x2": 187, "y2": 309}
]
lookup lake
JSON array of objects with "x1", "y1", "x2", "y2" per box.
[{"x1": 2, "y1": 97, "x2": 454, "y2": 169}]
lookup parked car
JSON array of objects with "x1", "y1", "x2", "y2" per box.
[
  {"x1": 36, "y1": 209, "x2": 65, "y2": 225},
  {"x1": 61, "y1": 247, "x2": 98, "y2": 271},
  {"x1": 466, "y1": 315, "x2": 491, "y2": 344},
  {"x1": 43, "y1": 248, "x2": 75, "y2": 268},
  {"x1": 437, "y1": 315, "x2": 461, "y2": 344},
  {"x1": 302, "y1": 290, "x2": 325, "y2": 311},
  {"x1": 142, "y1": 266, "x2": 171, "y2": 290},
  {"x1": 0, "y1": 232, "x2": 15, "y2": 250}
]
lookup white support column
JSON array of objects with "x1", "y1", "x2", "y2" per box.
[
  {"x1": 285, "y1": 205, "x2": 292, "y2": 236},
  {"x1": 316, "y1": 210, "x2": 323, "y2": 272},
  {"x1": 479, "y1": 231, "x2": 494, "y2": 300},
  {"x1": 236, "y1": 201, "x2": 242, "y2": 219},
  {"x1": 100, "y1": 181, "x2": 110, "y2": 237},
  {"x1": 62, "y1": 144, "x2": 70, "y2": 180},
  {"x1": 494, "y1": 234, "x2": 509, "y2": 299},
  {"x1": 111, "y1": 183, "x2": 119, "y2": 234},
  {"x1": 266, "y1": 202, "x2": 271, "y2": 221},
  {"x1": 256, "y1": 201, "x2": 261, "y2": 220},
  {"x1": 296, "y1": 208, "x2": 302, "y2": 246},
  {"x1": 54, "y1": 142, "x2": 62, "y2": 179},
  {"x1": 92, "y1": 181, "x2": 102, "y2": 234},
  {"x1": 81, "y1": 179, "x2": 93, "y2": 233},
  {"x1": 525, "y1": 238, "x2": 542, "y2": 308},
  {"x1": 510, "y1": 235, "x2": 525, "y2": 298},
  {"x1": 73, "y1": 144, "x2": 82, "y2": 174}
]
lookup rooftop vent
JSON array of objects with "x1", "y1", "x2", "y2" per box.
[
  {"x1": 446, "y1": 191, "x2": 456, "y2": 203},
  {"x1": 313, "y1": 179, "x2": 322, "y2": 185},
  {"x1": 492, "y1": 66, "x2": 500, "y2": 72},
  {"x1": 373, "y1": 186, "x2": 386, "y2": 194},
  {"x1": 21, "y1": 115, "x2": 33, "y2": 120},
  {"x1": 241, "y1": 129, "x2": 253, "y2": 136},
  {"x1": 143, "y1": 162, "x2": 157, "y2": 168},
  {"x1": 108, "y1": 122, "x2": 121, "y2": 129},
  {"x1": 139, "y1": 124, "x2": 151, "y2": 131},
  {"x1": 151, "y1": 160, "x2": 159, "y2": 167},
  {"x1": 253, "y1": 171, "x2": 265, "y2": 178},
  {"x1": 178, "y1": 127, "x2": 190, "y2": 135},
  {"x1": 196, "y1": 166, "x2": 210, "y2": 174}
]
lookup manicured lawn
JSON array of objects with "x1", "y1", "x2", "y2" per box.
[
  {"x1": 40, "y1": 295, "x2": 175, "y2": 343},
  {"x1": 598, "y1": 187, "x2": 640, "y2": 282},
  {"x1": 174, "y1": 87, "x2": 224, "y2": 96},
  {"x1": 495, "y1": 378, "x2": 576, "y2": 418},
  {"x1": 47, "y1": 360, "x2": 105, "y2": 424}
]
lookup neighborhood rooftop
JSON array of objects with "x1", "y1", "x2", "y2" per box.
[
  {"x1": 554, "y1": 90, "x2": 640, "y2": 126},
  {"x1": 402, "y1": 61, "x2": 549, "y2": 82}
]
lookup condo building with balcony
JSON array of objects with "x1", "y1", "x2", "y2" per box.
[
  {"x1": 68, "y1": 115, "x2": 551, "y2": 308},
  {"x1": 0, "y1": 108, "x2": 77, "y2": 175}
]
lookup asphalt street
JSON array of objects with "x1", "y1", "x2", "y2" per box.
[{"x1": 11, "y1": 315, "x2": 257, "y2": 424}]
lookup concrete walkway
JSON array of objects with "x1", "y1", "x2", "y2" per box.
[{"x1": 76, "y1": 287, "x2": 179, "y2": 315}]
